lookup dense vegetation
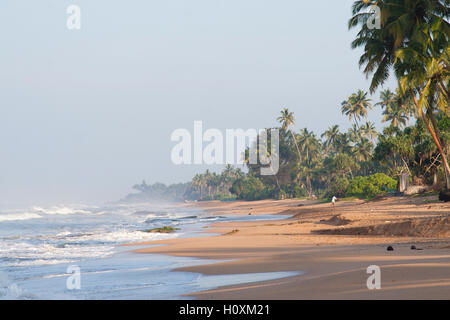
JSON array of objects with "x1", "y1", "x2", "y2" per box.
[{"x1": 127, "y1": 1, "x2": 449, "y2": 203}]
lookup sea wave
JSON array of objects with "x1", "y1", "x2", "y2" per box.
[
  {"x1": 0, "y1": 229, "x2": 180, "y2": 267},
  {"x1": 32, "y1": 206, "x2": 92, "y2": 215},
  {"x1": 0, "y1": 213, "x2": 42, "y2": 222}
]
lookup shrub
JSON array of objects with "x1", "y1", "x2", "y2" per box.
[
  {"x1": 282, "y1": 184, "x2": 307, "y2": 199},
  {"x1": 346, "y1": 173, "x2": 396, "y2": 199},
  {"x1": 329, "y1": 177, "x2": 350, "y2": 198},
  {"x1": 230, "y1": 176, "x2": 266, "y2": 201}
]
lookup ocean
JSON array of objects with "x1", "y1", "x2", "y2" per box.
[{"x1": 0, "y1": 202, "x2": 297, "y2": 299}]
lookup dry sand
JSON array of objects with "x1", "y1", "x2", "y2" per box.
[{"x1": 127, "y1": 196, "x2": 450, "y2": 299}]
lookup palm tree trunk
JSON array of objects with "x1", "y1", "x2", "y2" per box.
[
  {"x1": 290, "y1": 130, "x2": 302, "y2": 163},
  {"x1": 412, "y1": 94, "x2": 450, "y2": 189},
  {"x1": 354, "y1": 115, "x2": 360, "y2": 130}
]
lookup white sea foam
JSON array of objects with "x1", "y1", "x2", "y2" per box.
[
  {"x1": 0, "y1": 213, "x2": 42, "y2": 222},
  {"x1": 0, "y1": 229, "x2": 180, "y2": 267},
  {"x1": 59, "y1": 229, "x2": 180, "y2": 244},
  {"x1": 0, "y1": 271, "x2": 33, "y2": 299},
  {"x1": 32, "y1": 206, "x2": 91, "y2": 215}
]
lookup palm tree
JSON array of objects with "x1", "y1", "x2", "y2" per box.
[
  {"x1": 349, "y1": 0, "x2": 450, "y2": 188},
  {"x1": 321, "y1": 125, "x2": 340, "y2": 153},
  {"x1": 377, "y1": 88, "x2": 414, "y2": 126},
  {"x1": 298, "y1": 128, "x2": 321, "y2": 163},
  {"x1": 341, "y1": 90, "x2": 373, "y2": 128},
  {"x1": 192, "y1": 174, "x2": 205, "y2": 200},
  {"x1": 335, "y1": 133, "x2": 353, "y2": 154},
  {"x1": 376, "y1": 89, "x2": 396, "y2": 110},
  {"x1": 298, "y1": 128, "x2": 321, "y2": 196},
  {"x1": 382, "y1": 103, "x2": 408, "y2": 129},
  {"x1": 361, "y1": 121, "x2": 378, "y2": 142},
  {"x1": 348, "y1": 124, "x2": 362, "y2": 144},
  {"x1": 353, "y1": 137, "x2": 374, "y2": 162},
  {"x1": 277, "y1": 108, "x2": 302, "y2": 163}
]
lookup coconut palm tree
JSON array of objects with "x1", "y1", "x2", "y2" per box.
[
  {"x1": 353, "y1": 137, "x2": 374, "y2": 162},
  {"x1": 349, "y1": 0, "x2": 450, "y2": 188},
  {"x1": 361, "y1": 121, "x2": 378, "y2": 141},
  {"x1": 297, "y1": 128, "x2": 321, "y2": 196},
  {"x1": 348, "y1": 124, "x2": 362, "y2": 144},
  {"x1": 377, "y1": 88, "x2": 415, "y2": 126},
  {"x1": 382, "y1": 103, "x2": 409, "y2": 128},
  {"x1": 341, "y1": 90, "x2": 373, "y2": 128},
  {"x1": 321, "y1": 125, "x2": 340, "y2": 153},
  {"x1": 376, "y1": 89, "x2": 396, "y2": 110},
  {"x1": 192, "y1": 174, "x2": 206, "y2": 200},
  {"x1": 298, "y1": 128, "x2": 321, "y2": 163},
  {"x1": 335, "y1": 132, "x2": 353, "y2": 155},
  {"x1": 277, "y1": 108, "x2": 303, "y2": 163}
]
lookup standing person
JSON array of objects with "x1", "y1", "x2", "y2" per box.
[{"x1": 331, "y1": 196, "x2": 337, "y2": 207}]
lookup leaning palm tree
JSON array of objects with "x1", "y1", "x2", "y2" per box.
[
  {"x1": 349, "y1": 0, "x2": 450, "y2": 188},
  {"x1": 341, "y1": 90, "x2": 373, "y2": 128},
  {"x1": 277, "y1": 108, "x2": 302, "y2": 163}
]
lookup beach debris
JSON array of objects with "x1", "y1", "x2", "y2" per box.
[
  {"x1": 411, "y1": 245, "x2": 416, "y2": 250},
  {"x1": 248, "y1": 212, "x2": 252, "y2": 215},
  {"x1": 387, "y1": 245, "x2": 394, "y2": 251}
]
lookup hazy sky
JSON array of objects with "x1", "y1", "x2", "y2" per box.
[{"x1": 0, "y1": 0, "x2": 397, "y2": 206}]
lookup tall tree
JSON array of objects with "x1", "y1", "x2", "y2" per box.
[
  {"x1": 349, "y1": 0, "x2": 450, "y2": 188},
  {"x1": 361, "y1": 121, "x2": 379, "y2": 141},
  {"x1": 341, "y1": 90, "x2": 373, "y2": 128},
  {"x1": 382, "y1": 102, "x2": 409, "y2": 128},
  {"x1": 277, "y1": 108, "x2": 303, "y2": 163},
  {"x1": 321, "y1": 125, "x2": 341, "y2": 153}
]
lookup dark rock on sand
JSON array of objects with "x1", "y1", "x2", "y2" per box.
[{"x1": 387, "y1": 246, "x2": 394, "y2": 251}]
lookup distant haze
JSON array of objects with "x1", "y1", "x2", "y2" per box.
[{"x1": 0, "y1": 0, "x2": 397, "y2": 207}]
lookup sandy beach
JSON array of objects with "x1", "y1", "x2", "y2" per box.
[{"x1": 128, "y1": 197, "x2": 450, "y2": 299}]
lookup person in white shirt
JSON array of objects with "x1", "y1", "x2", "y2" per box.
[{"x1": 331, "y1": 196, "x2": 337, "y2": 206}]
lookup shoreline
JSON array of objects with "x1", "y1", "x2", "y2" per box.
[{"x1": 127, "y1": 197, "x2": 450, "y2": 299}]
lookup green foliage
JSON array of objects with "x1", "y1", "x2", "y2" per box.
[
  {"x1": 346, "y1": 173, "x2": 397, "y2": 199},
  {"x1": 281, "y1": 183, "x2": 307, "y2": 199},
  {"x1": 329, "y1": 177, "x2": 350, "y2": 198},
  {"x1": 230, "y1": 176, "x2": 266, "y2": 201},
  {"x1": 230, "y1": 178, "x2": 306, "y2": 201}
]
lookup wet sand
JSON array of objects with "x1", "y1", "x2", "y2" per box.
[{"x1": 127, "y1": 197, "x2": 450, "y2": 299}]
